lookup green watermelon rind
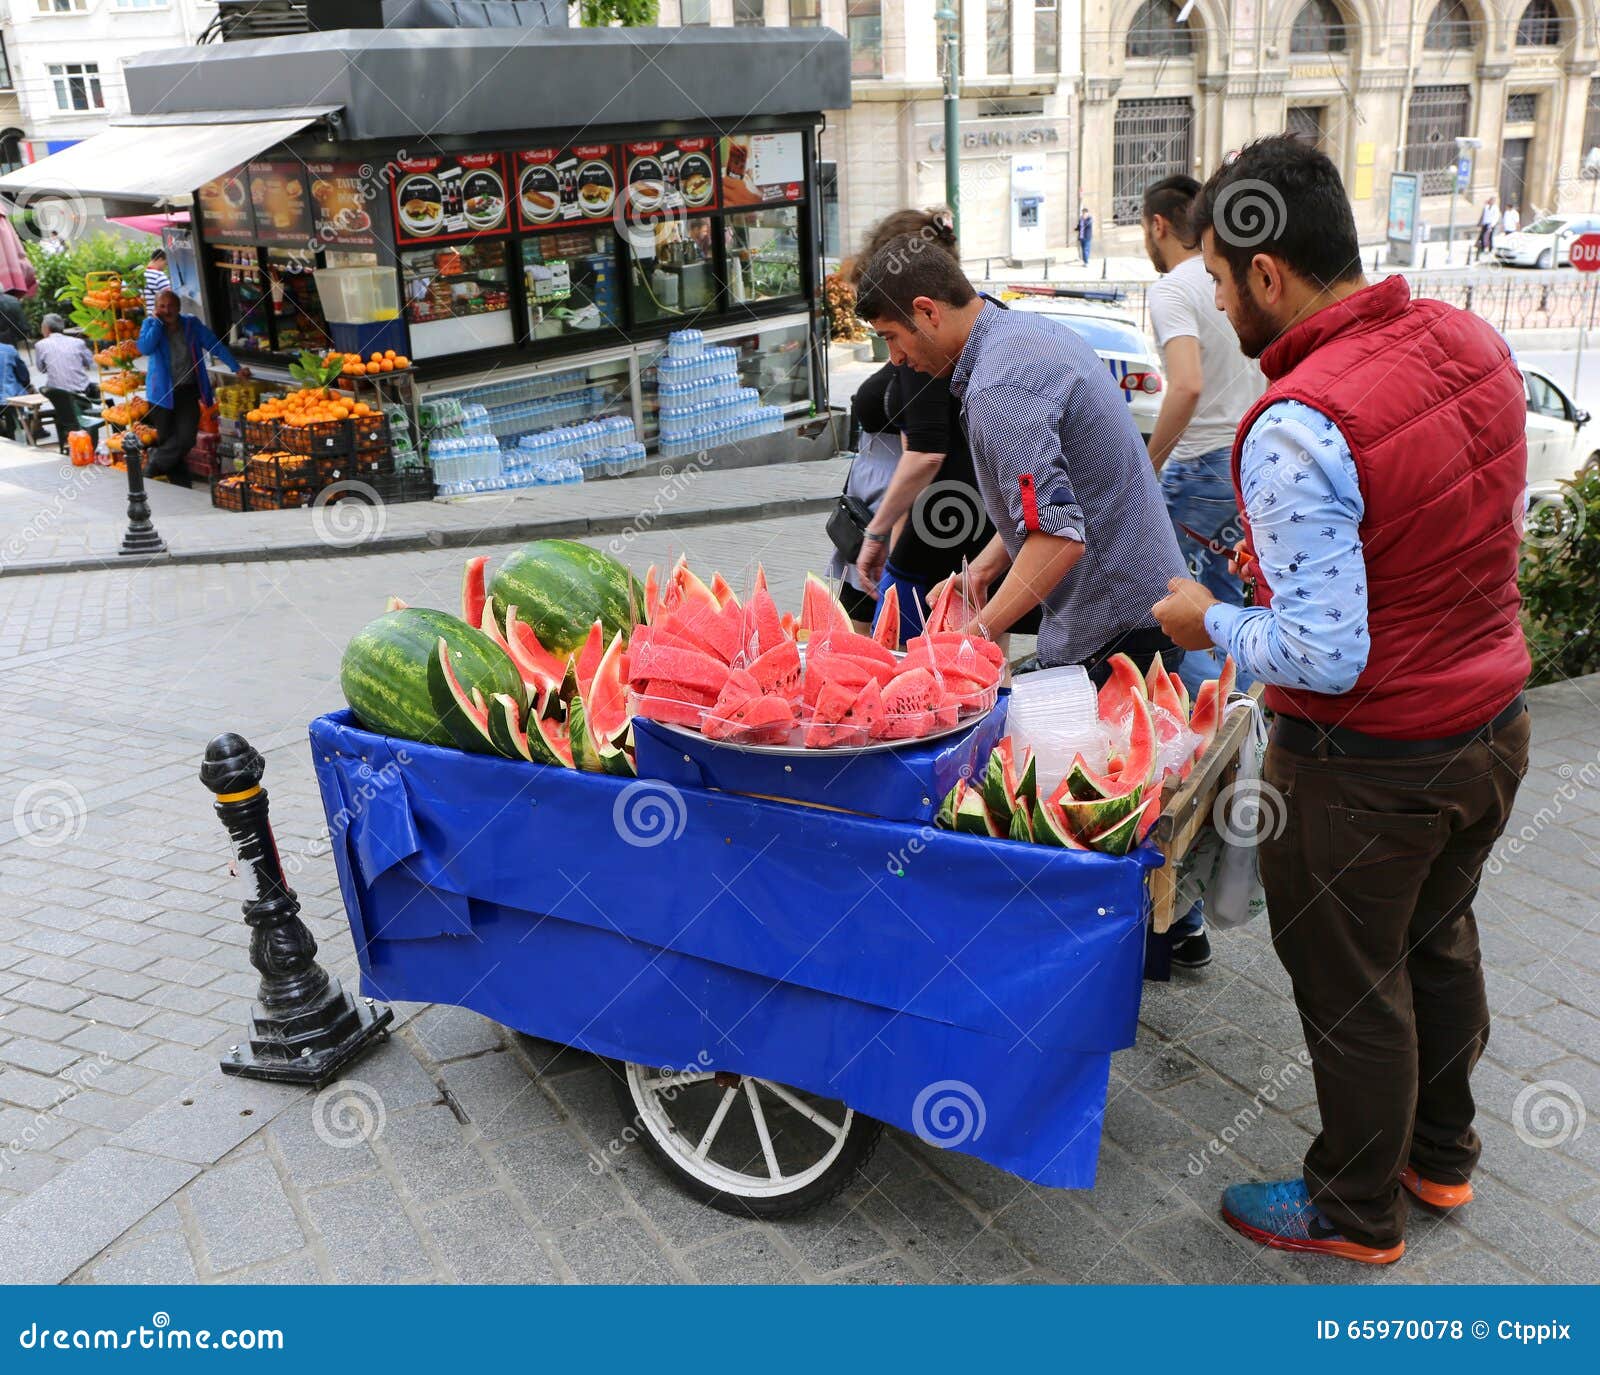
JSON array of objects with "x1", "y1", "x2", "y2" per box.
[
  {"x1": 1086, "y1": 806, "x2": 1144, "y2": 856},
  {"x1": 425, "y1": 638, "x2": 501, "y2": 754},
  {"x1": 342, "y1": 608, "x2": 525, "y2": 748},
  {"x1": 488, "y1": 539, "x2": 644, "y2": 658},
  {"x1": 486, "y1": 693, "x2": 533, "y2": 762},
  {"x1": 1007, "y1": 800, "x2": 1034, "y2": 843},
  {"x1": 1055, "y1": 788, "x2": 1144, "y2": 843}
]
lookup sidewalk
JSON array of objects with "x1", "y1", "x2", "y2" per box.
[
  {"x1": 0, "y1": 505, "x2": 1594, "y2": 1284},
  {"x1": 0, "y1": 441, "x2": 846, "y2": 578}
]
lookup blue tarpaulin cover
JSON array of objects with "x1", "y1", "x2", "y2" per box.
[{"x1": 309, "y1": 711, "x2": 1155, "y2": 1187}]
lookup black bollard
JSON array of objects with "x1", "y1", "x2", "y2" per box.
[
  {"x1": 202, "y1": 733, "x2": 392, "y2": 1086},
  {"x1": 117, "y1": 428, "x2": 167, "y2": 557}
]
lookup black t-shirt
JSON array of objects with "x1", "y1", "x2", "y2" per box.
[
  {"x1": 882, "y1": 363, "x2": 994, "y2": 584},
  {"x1": 850, "y1": 363, "x2": 897, "y2": 439}
]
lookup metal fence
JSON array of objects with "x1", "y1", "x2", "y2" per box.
[{"x1": 973, "y1": 271, "x2": 1600, "y2": 339}]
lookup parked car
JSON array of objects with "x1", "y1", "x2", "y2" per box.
[
  {"x1": 1494, "y1": 213, "x2": 1600, "y2": 269},
  {"x1": 1002, "y1": 295, "x2": 1164, "y2": 439},
  {"x1": 1522, "y1": 364, "x2": 1599, "y2": 493}
]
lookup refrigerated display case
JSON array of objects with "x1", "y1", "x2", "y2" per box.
[
  {"x1": 724, "y1": 208, "x2": 802, "y2": 306},
  {"x1": 522, "y1": 230, "x2": 622, "y2": 341},
  {"x1": 401, "y1": 240, "x2": 514, "y2": 358}
]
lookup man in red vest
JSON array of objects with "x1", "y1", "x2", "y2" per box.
[{"x1": 1154, "y1": 136, "x2": 1530, "y2": 1265}]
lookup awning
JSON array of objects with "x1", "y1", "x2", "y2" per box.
[{"x1": 0, "y1": 108, "x2": 339, "y2": 205}]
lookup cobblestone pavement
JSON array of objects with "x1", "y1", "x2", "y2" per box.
[{"x1": 0, "y1": 516, "x2": 1596, "y2": 1284}]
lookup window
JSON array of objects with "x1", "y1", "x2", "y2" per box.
[
  {"x1": 1583, "y1": 79, "x2": 1600, "y2": 172},
  {"x1": 523, "y1": 230, "x2": 622, "y2": 342},
  {"x1": 1516, "y1": 0, "x2": 1562, "y2": 46},
  {"x1": 1290, "y1": 0, "x2": 1348, "y2": 54},
  {"x1": 1112, "y1": 97, "x2": 1192, "y2": 225},
  {"x1": 819, "y1": 159, "x2": 841, "y2": 258},
  {"x1": 35, "y1": 0, "x2": 87, "y2": 11},
  {"x1": 987, "y1": 0, "x2": 1012, "y2": 74},
  {"x1": 1403, "y1": 84, "x2": 1470, "y2": 196},
  {"x1": 1125, "y1": 0, "x2": 1193, "y2": 59},
  {"x1": 628, "y1": 217, "x2": 717, "y2": 325},
  {"x1": 49, "y1": 63, "x2": 104, "y2": 112},
  {"x1": 115, "y1": 0, "x2": 168, "y2": 7},
  {"x1": 1423, "y1": 0, "x2": 1474, "y2": 49},
  {"x1": 1035, "y1": 0, "x2": 1059, "y2": 73},
  {"x1": 1526, "y1": 370, "x2": 1571, "y2": 421},
  {"x1": 789, "y1": 0, "x2": 821, "y2": 23},
  {"x1": 0, "y1": 37, "x2": 11, "y2": 92},
  {"x1": 848, "y1": 0, "x2": 883, "y2": 77},
  {"x1": 680, "y1": 0, "x2": 711, "y2": 24},
  {"x1": 1506, "y1": 93, "x2": 1538, "y2": 124},
  {"x1": 0, "y1": 129, "x2": 23, "y2": 175},
  {"x1": 733, "y1": 0, "x2": 764, "y2": 25},
  {"x1": 1287, "y1": 106, "x2": 1325, "y2": 150},
  {"x1": 726, "y1": 208, "x2": 801, "y2": 304}
]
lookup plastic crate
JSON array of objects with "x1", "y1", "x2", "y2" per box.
[
  {"x1": 369, "y1": 469, "x2": 436, "y2": 504},
  {"x1": 278, "y1": 419, "x2": 351, "y2": 458},
  {"x1": 211, "y1": 475, "x2": 249, "y2": 511},
  {"x1": 246, "y1": 451, "x2": 324, "y2": 490},
  {"x1": 351, "y1": 414, "x2": 390, "y2": 453},
  {"x1": 335, "y1": 450, "x2": 395, "y2": 481},
  {"x1": 243, "y1": 418, "x2": 280, "y2": 451}
]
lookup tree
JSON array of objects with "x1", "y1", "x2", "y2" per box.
[{"x1": 580, "y1": 0, "x2": 659, "y2": 24}]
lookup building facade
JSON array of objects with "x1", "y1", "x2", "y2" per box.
[
  {"x1": 3, "y1": 0, "x2": 217, "y2": 163},
  {"x1": 658, "y1": 0, "x2": 1084, "y2": 263}
]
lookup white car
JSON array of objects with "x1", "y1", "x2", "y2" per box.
[
  {"x1": 1522, "y1": 364, "x2": 1599, "y2": 493},
  {"x1": 1494, "y1": 214, "x2": 1600, "y2": 269},
  {"x1": 1002, "y1": 295, "x2": 1164, "y2": 439}
]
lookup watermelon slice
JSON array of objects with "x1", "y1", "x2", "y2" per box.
[
  {"x1": 642, "y1": 565, "x2": 661, "y2": 624},
  {"x1": 486, "y1": 693, "x2": 566, "y2": 767},
  {"x1": 631, "y1": 641, "x2": 732, "y2": 694},
  {"x1": 709, "y1": 571, "x2": 737, "y2": 608},
  {"x1": 753, "y1": 563, "x2": 768, "y2": 596},
  {"x1": 982, "y1": 738, "x2": 1039, "y2": 822},
  {"x1": 710, "y1": 667, "x2": 762, "y2": 718},
  {"x1": 1034, "y1": 797, "x2": 1091, "y2": 850},
  {"x1": 460, "y1": 555, "x2": 489, "y2": 629},
  {"x1": 803, "y1": 678, "x2": 864, "y2": 747},
  {"x1": 668, "y1": 598, "x2": 740, "y2": 664},
  {"x1": 1086, "y1": 805, "x2": 1145, "y2": 856},
  {"x1": 631, "y1": 686, "x2": 710, "y2": 729},
  {"x1": 847, "y1": 678, "x2": 884, "y2": 736},
  {"x1": 704, "y1": 693, "x2": 795, "y2": 744},
  {"x1": 1097, "y1": 653, "x2": 1148, "y2": 731},
  {"x1": 799, "y1": 573, "x2": 851, "y2": 640},
  {"x1": 571, "y1": 620, "x2": 605, "y2": 695},
  {"x1": 1061, "y1": 753, "x2": 1119, "y2": 803},
  {"x1": 1112, "y1": 694, "x2": 1158, "y2": 788},
  {"x1": 576, "y1": 632, "x2": 631, "y2": 765},
  {"x1": 749, "y1": 640, "x2": 802, "y2": 700},
  {"x1": 1190, "y1": 680, "x2": 1221, "y2": 757},
  {"x1": 1217, "y1": 656, "x2": 1237, "y2": 705},
  {"x1": 803, "y1": 653, "x2": 873, "y2": 706},
  {"x1": 936, "y1": 779, "x2": 1005, "y2": 836},
  {"x1": 1134, "y1": 794, "x2": 1162, "y2": 843},
  {"x1": 748, "y1": 585, "x2": 788, "y2": 656},
  {"x1": 384, "y1": 595, "x2": 409, "y2": 613},
  {"x1": 1147, "y1": 659, "x2": 1187, "y2": 723},
  {"x1": 641, "y1": 678, "x2": 717, "y2": 707},
  {"x1": 907, "y1": 633, "x2": 1005, "y2": 671},
  {"x1": 1055, "y1": 786, "x2": 1145, "y2": 844},
  {"x1": 426, "y1": 637, "x2": 498, "y2": 754},
  {"x1": 873, "y1": 584, "x2": 901, "y2": 651},
  {"x1": 813, "y1": 630, "x2": 896, "y2": 669},
  {"x1": 1008, "y1": 799, "x2": 1035, "y2": 843}
]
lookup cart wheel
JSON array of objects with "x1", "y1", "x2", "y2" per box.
[{"x1": 611, "y1": 1061, "x2": 881, "y2": 1219}]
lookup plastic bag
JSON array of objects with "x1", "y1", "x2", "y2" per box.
[{"x1": 1174, "y1": 697, "x2": 1269, "y2": 931}]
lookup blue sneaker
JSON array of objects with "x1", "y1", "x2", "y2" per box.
[{"x1": 1221, "y1": 1178, "x2": 1405, "y2": 1265}]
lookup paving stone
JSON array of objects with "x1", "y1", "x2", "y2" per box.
[
  {"x1": 267, "y1": 1095, "x2": 380, "y2": 1190},
  {"x1": 0, "y1": 1065, "x2": 73, "y2": 1111},
  {"x1": 855, "y1": 1173, "x2": 1026, "y2": 1282},
  {"x1": 1423, "y1": 1246, "x2": 1536, "y2": 1285},
  {"x1": 0, "y1": 1006, "x2": 86, "y2": 1041},
  {"x1": 0, "y1": 1039, "x2": 82, "y2": 1076},
  {"x1": 137, "y1": 1011, "x2": 229, "y2": 1048},
  {"x1": 834, "y1": 1254, "x2": 933, "y2": 1284},
  {"x1": 301, "y1": 1175, "x2": 436, "y2": 1284},
  {"x1": 608, "y1": 1146, "x2": 752, "y2": 1250},
  {"x1": 376, "y1": 1103, "x2": 495, "y2": 1205},
  {"x1": 552, "y1": 1214, "x2": 678, "y2": 1284},
  {"x1": 131, "y1": 1041, "x2": 214, "y2": 1078},
  {"x1": 12, "y1": 931, "x2": 93, "y2": 959},
  {"x1": 10, "y1": 981, "x2": 90, "y2": 1014},
  {"x1": 413, "y1": 1191, "x2": 562, "y2": 1284},
  {"x1": 0, "y1": 1146, "x2": 199, "y2": 1284},
  {"x1": 84, "y1": 944, "x2": 161, "y2": 974},
  {"x1": 686, "y1": 1227, "x2": 804, "y2": 1283},
  {"x1": 335, "y1": 1035, "x2": 440, "y2": 1114},
  {"x1": 75, "y1": 994, "x2": 160, "y2": 1029},
  {"x1": 76, "y1": 968, "x2": 159, "y2": 1002},
  {"x1": 1100, "y1": 1084, "x2": 1202, "y2": 1154},
  {"x1": 53, "y1": 1127, "x2": 113, "y2": 1162},
  {"x1": 228, "y1": 1250, "x2": 325, "y2": 1284},
  {"x1": 84, "y1": 1230, "x2": 199, "y2": 1285},
  {"x1": 439, "y1": 1049, "x2": 561, "y2": 1141},
  {"x1": 57, "y1": 1088, "x2": 155, "y2": 1134},
  {"x1": 408, "y1": 1004, "x2": 504, "y2": 1062},
  {"x1": 494, "y1": 1127, "x2": 626, "y2": 1233},
  {"x1": 114, "y1": 1071, "x2": 303, "y2": 1166},
  {"x1": 187, "y1": 1156, "x2": 305, "y2": 1274}
]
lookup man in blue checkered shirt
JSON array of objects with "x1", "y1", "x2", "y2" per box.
[{"x1": 854, "y1": 236, "x2": 1186, "y2": 685}]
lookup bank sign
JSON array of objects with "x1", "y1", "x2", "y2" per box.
[{"x1": 929, "y1": 125, "x2": 1063, "y2": 153}]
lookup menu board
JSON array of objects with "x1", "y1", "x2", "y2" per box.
[
  {"x1": 247, "y1": 161, "x2": 315, "y2": 246},
  {"x1": 197, "y1": 167, "x2": 255, "y2": 245},
  {"x1": 515, "y1": 145, "x2": 618, "y2": 230},
  {"x1": 621, "y1": 137, "x2": 718, "y2": 216},
  {"x1": 720, "y1": 133, "x2": 806, "y2": 207},
  {"x1": 306, "y1": 160, "x2": 382, "y2": 249},
  {"x1": 391, "y1": 152, "x2": 509, "y2": 245}
]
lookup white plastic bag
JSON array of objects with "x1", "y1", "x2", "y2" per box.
[{"x1": 1174, "y1": 697, "x2": 1270, "y2": 931}]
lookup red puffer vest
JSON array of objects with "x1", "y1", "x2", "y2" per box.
[{"x1": 1231, "y1": 274, "x2": 1530, "y2": 739}]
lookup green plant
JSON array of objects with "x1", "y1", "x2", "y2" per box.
[
  {"x1": 19, "y1": 230, "x2": 150, "y2": 332},
  {"x1": 579, "y1": 0, "x2": 658, "y2": 23},
  {"x1": 288, "y1": 349, "x2": 343, "y2": 389},
  {"x1": 1519, "y1": 467, "x2": 1600, "y2": 686}
]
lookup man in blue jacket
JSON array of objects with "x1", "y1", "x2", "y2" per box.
[{"x1": 138, "y1": 289, "x2": 246, "y2": 486}]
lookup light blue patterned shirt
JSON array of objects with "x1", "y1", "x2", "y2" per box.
[{"x1": 1203, "y1": 400, "x2": 1369, "y2": 694}]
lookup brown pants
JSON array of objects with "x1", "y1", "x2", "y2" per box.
[{"x1": 1259, "y1": 706, "x2": 1529, "y2": 1248}]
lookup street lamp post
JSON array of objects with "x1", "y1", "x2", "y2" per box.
[
  {"x1": 117, "y1": 428, "x2": 167, "y2": 557},
  {"x1": 936, "y1": 3, "x2": 961, "y2": 242}
]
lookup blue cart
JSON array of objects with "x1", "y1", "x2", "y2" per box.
[{"x1": 309, "y1": 705, "x2": 1207, "y2": 1217}]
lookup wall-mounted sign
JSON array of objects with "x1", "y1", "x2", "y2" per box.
[
  {"x1": 306, "y1": 160, "x2": 381, "y2": 248},
  {"x1": 392, "y1": 152, "x2": 508, "y2": 245},
  {"x1": 246, "y1": 161, "x2": 314, "y2": 247},
  {"x1": 720, "y1": 133, "x2": 804, "y2": 208},
  {"x1": 622, "y1": 136, "x2": 717, "y2": 216},
  {"x1": 928, "y1": 125, "x2": 1063, "y2": 153},
  {"x1": 516, "y1": 145, "x2": 618, "y2": 230},
  {"x1": 197, "y1": 167, "x2": 255, "y2": 245}
]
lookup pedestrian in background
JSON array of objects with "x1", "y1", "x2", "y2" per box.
[
  {"x1": 1475, "y1": 193, "x2": 1499, "y2": 260},
  {"x1": 0, "y1": 289, "x2": 30, "y2": 350},
  {"x1": 0, "y1": 335, "x2": 35, "y2": 440},
  {"x1": 142, "y1": 248, "x2": 171, "y2": 318},
  {"x1": 1501, "y1": 201, "x2": 1520, "y2": 238},
  {"x1": 1154, "y1": 134, "x2": 1530, "y2": 1267},
  {"x1": 34, "y1": 313, "x2": 95, "y2": 441},
  {"x1": 1076, "y1": 206, "x2": 1094, "y2": 266}
]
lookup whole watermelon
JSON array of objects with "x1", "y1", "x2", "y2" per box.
[
  {"x1": 488, "y1": 538, "x2": 644, "y2": 656},
  {"x1": 341, "y1": 608, "x2": 525, "y2": 747}
]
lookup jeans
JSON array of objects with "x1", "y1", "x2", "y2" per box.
[
  {"x1": 1078, "y1": 237, "x2": 1091, "y2": 266},
  {"x1": 1160, "y1": 445, "x2": 1253, "y2": 699}
]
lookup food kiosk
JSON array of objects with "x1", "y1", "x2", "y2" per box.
[{"x1": 0, "y1": 19, "x2": 849, "y2": 469}]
